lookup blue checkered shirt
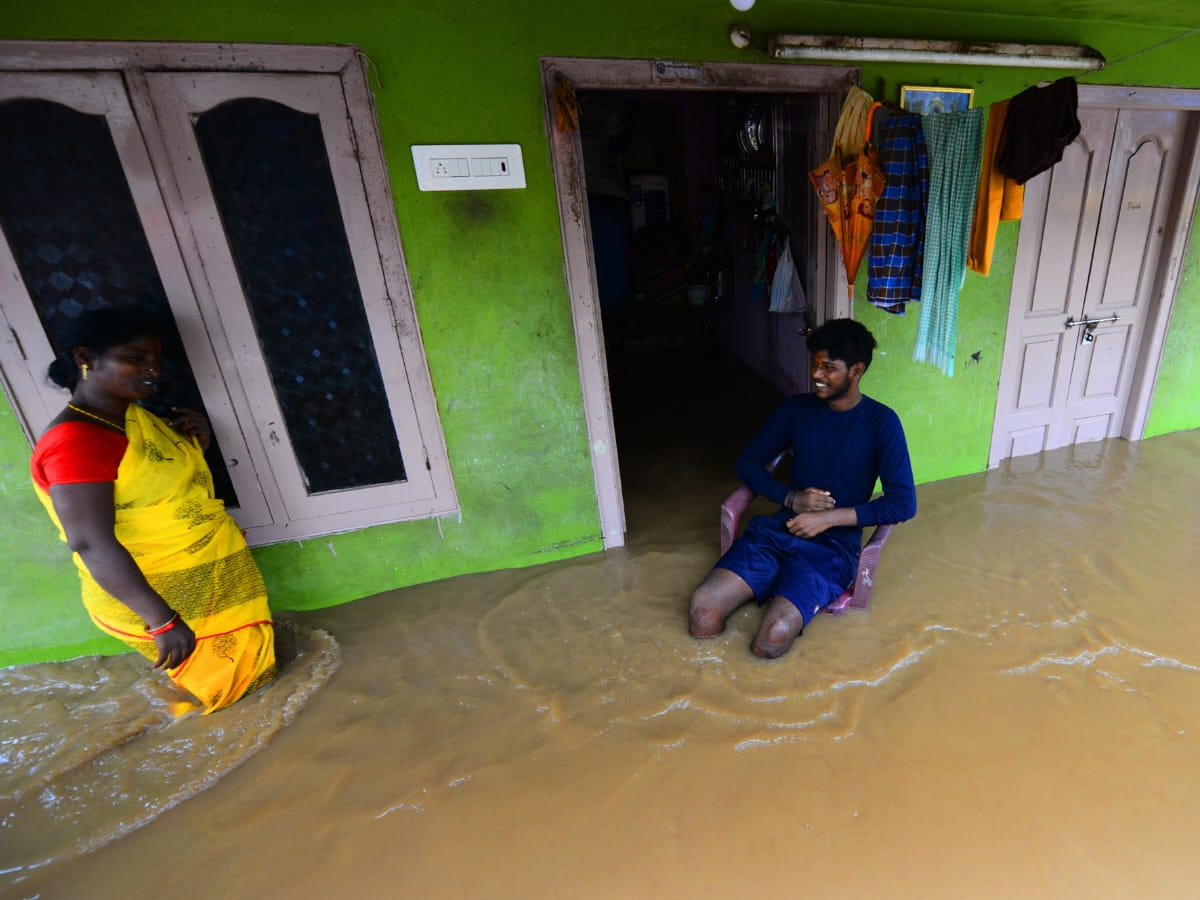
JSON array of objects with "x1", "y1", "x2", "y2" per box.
[{"x1": 867, "y1": 112, "x2": 929, "y2": 315}]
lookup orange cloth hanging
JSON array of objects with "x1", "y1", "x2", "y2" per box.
[
  {"x1": 968, "y1": 99, "x2": 1024, "y2": 276},
  {"x1": 811, "y1": 93, "x2": 886, "y2": 299}
]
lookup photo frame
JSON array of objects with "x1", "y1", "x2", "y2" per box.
[{"x1": 899, "y1": 86, "x2": 974, "y2": 116}]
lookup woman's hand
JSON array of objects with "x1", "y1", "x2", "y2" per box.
[
  {"x1": 170, "y1": 407, "x2": 212, "y2": 451},
  {"x1": 786, "y1": 487, "x2": 836, "y2": 513},
  {"x1": 152, "y1": 616, "x2": 196, "y2": 670},
  {"x1": 50, "y1": 482, "x2": 199, "y2": 672}
]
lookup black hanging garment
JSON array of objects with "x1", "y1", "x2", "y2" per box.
[{"x1": 996, "y1": 77, "x2": 1081, "y2": 185}]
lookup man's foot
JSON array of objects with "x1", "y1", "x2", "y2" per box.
[{"x1": 751, "y1": 596, "x2": 806, "y2": 659}]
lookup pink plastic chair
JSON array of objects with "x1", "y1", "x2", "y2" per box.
[{"x1": 718, "y1": 451, "x2": 896, "y2": 614}]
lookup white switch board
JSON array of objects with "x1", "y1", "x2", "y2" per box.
[{"x1": 411, "y1": 144, "x2": 526, "y2": 191}]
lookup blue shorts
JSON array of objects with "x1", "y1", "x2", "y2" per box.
[{"x1": 715, "y1": 514, "x2": 857, "y2": 624}]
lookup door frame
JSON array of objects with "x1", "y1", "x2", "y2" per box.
[
  {"x1": 990, "y1": 83, "x2": 1200, "y2": 467},
  {"x1": 540, "y1": 57, "x2": 858, "y2": 548}
]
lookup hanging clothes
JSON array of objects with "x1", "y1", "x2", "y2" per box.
[
  {"x1": 913, "y1": 108, "x2": 985, "y2": 377},
  {"x1": 996, "y1": 77, "x2": 1081, "y2": 184},
  {"x1": 968, "y1": 99, "x2": 1024, "y2": 276},
  {"x1": 867, "y1": 109, "x2": 929, "y2": 314}
]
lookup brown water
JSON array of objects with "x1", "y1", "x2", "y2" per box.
[
  {"x1": 0, "y1": 620, "x2": 339, "y2": 885},
  {"x1": 4, "y1": 356, "x2": 1200, "y2": 898}
]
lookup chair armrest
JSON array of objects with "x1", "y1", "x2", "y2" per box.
[
  {"x1": 720, "y1": 486, "x2": 756, "y2": 557},
  {"x1": 718, "y1": 450, "x2": 790, "y2": 556},
  {"x1": 863, "y1": 523, "x2": 894, "y2": 551},
  {"x1": 846, "y1": 523, "x2": 896, "y2": 610},
  {"x1": 825, "y1": 523, "x2": 898, "y2": 614}
]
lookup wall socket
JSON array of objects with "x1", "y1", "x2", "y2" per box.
[{"x1": 412, "y1": 144, "x2": 526, "y2": 191}]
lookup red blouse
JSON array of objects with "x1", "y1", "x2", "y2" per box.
[{"x1": 30, "y1": 421, "x2": 129, "y2": 491}]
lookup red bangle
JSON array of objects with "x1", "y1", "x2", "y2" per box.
[{"x1": 146, "y1": 612, "x2": 179, "y2": 636}]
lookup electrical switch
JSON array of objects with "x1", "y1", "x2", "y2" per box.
[{"x1": 412, "y1": 144, "x2": 526, "y2": 191}]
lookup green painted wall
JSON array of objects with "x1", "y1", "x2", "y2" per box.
[
  {"x1": 1145, "y1": 200, "x2": 1200, "y2": 437},
  {"x1": 2, "y1": 0, "x2": 1199, "y2": 665}
]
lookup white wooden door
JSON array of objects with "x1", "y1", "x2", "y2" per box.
[
  {"x1": 0, "y1": 71, "x2": 273, "y2": 525},
  {"x1": 144, "y1": 72, "x2": 438, "y2": 522},
  {"x1": 989, "y1": 105, "x2": 1192, "y2": 466}
]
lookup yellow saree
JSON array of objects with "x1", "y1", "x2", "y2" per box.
[{"x1": 35, "y1": 405, "x2": 275, "y2": 712}]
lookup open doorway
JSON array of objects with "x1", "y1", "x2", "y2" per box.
[
  {"x1": 542, "y1": 58, "x2": 857, "y2": 548},
  {"x1": 578, "y1": 88, "x2": 812, "y2": 540}
]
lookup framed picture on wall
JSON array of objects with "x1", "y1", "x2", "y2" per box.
[{"x1": 899, "y1": 86, "x2": 974, "y2": 115}]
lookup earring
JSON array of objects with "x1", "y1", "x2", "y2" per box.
[{"x1": 80, "y1": 363, "x2": 89, "y2": 382}]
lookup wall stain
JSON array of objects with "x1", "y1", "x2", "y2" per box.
[
  {"x1": 451, "y1": 192, "x2": 496, "y2": 227},
  {"x1": 534, "y1": 533, "x2": 603, "y2": 554}
]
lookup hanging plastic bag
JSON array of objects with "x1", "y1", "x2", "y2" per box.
[{"x1": 769, "y1": 238, "x2": 807, "y2": 314}]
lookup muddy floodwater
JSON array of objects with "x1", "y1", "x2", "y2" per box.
[{"x1": 4, "y1": 368, "x2": 1200, "y2": 898}]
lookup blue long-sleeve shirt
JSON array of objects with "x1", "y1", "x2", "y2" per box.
[{"x1": 735, "y1": 393, "x2": 917, "y2": 554}]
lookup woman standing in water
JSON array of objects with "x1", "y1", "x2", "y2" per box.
[{"x1": 30, "y1": 309, "x2": 275, "y2": 712}]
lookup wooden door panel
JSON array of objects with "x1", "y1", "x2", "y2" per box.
[
  {"x1": 1015, "y1": 336, "x2": 1063, "y2": 411},
  {"x1": 1080, "y1": 326, "x2": 1133, "y2": 399},
  {"x1": 996, "y1": 334, "x2": 1065, "y2": 458},
  {"x1": 1072, "y1": 413, "x2": 1112, "y2": 445},
  {"x1": 1088, "y1": 109, "x2": 1185, "y2": 315},
  {"x1": 1008, "y1": 425, "x2": 1050, "y2": 459},
  {"x1": 1097, "y1": 140, "x2": 1166, "y2": 307},
  {"x1": 1029, "y1": 139, "x2": 1096, "y2": 316}
]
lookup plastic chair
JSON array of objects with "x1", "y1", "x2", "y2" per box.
[{"x1": 718, "y1": 451, "x2": 896, "y2": 614}]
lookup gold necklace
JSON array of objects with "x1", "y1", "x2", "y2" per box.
[{"x1": 67, "y1": 402, "x2": 126, "y2": 433}]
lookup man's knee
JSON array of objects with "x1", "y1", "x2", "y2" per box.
[
  {"x1": 764, "y1": 614, "x2": 799, "y2": 643},
  {"x1": 688, "y1": 569, "x2": 752, "y2": 639},
  {"x1": 689, "y1": 586, "x2": 725, "y2": 638},
  {"x1": 750, "y1": 597, "x2": 805, "y2": 659}
]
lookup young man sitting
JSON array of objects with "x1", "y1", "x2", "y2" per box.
[{"x1": 688, "y1": 318, "x2": 917, "y2": 659}]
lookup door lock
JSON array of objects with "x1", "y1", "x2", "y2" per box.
[{"x1": 1065, "y1": 313, "x2": 1119, "y2": 345}]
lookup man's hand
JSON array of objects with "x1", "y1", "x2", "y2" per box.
[
  {"x1": 786, "y1": 511, "x2": 833, "y2": 539},
  {"x1": 786, "y1": 487, "x2": 835, "y2": 513},
  {"x1": 786, "y1": 505, "x2": 858, "y2": 539}
]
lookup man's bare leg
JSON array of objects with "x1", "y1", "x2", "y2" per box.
[
  {"x1": 750, "y1": 595, "x2": 806, "y2": 659},
  {"x1": 689, "y1": 568, "x2": 755, "y2": 638}
]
